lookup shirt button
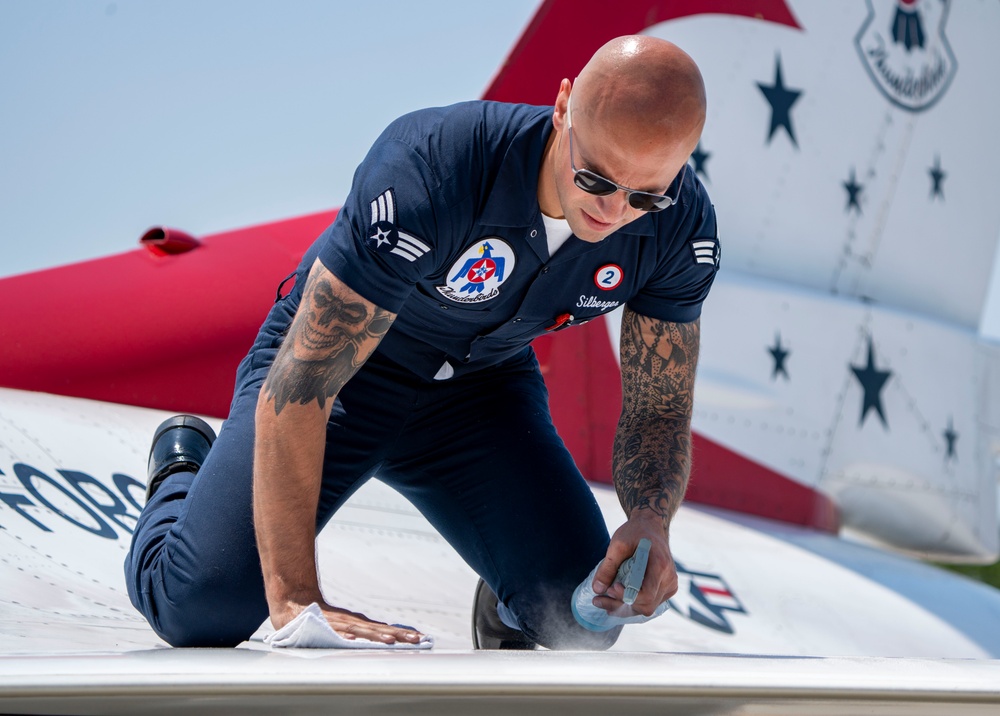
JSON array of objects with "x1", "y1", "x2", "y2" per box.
[{"x1": 530, "y1": 229, "x2": 538, "y2": 238}]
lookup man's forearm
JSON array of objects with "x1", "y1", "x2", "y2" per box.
[
  {"x1": 253, "y1": 398, "x2": 329, "y2": 607},
  {"x1": 614, "y1": 309, "x2": 700, "y2": 527},
  {"x1": 612, "y1": 418, "x2": 691, "y2": 524}
]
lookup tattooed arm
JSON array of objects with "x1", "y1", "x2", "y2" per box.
[
  {"x1": 591, "y1": 306, "x2": 700, "y2": 617},
  {"x1": 253, "y1": 258, "x2": 419, "y2": 644}
]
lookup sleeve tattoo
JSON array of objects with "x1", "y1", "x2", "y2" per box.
[
  {"x1": 613, "y1": 307, "x2": 700, "y2": 525},
  {"x1": 263, "y1": 269, "x2": 394, "y2": 415}
]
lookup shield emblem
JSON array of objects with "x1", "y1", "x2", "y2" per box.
[{"x1": 854, "y1": 0, "x2": 958, "y2": 112}]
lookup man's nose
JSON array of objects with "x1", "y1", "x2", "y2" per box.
[{"x1": 594, "y1": 191, "x2": 629, "y2": 222}]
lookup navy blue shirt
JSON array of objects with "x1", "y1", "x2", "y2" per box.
[{"x1": 302, "y1": 101, "x2": 720, "y2": 381}]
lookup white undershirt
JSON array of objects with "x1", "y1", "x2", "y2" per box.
[{"x1": 541, "y1": 213, "x2": 574, "y2": 258}]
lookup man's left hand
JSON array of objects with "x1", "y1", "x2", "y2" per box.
[{"x1": 590, "y1": 511, "x2": 677, "y2": 617}]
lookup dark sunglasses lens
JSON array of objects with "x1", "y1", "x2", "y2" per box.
[
  {"x1": 574, "y1": 170, "x2": 617, "y2": 196},
  {"x1": 627, "y1": 192, "x2": 672, "y2": 212}
]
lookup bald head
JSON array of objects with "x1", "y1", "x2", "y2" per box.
[
  {"x1": 538, "y1": 36, "x2": 706, "y2": 240},
  {"x1": 573, "y1": 36, "x2": 706, "y2": 156}
]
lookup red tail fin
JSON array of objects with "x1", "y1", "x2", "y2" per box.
[{"x1": 483, "y1": 0, "x2": 799, "y2": 104}]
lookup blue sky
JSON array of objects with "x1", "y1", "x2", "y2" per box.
[
  {"x1": 2, "y1": 0, "x2": 999, "y2": 339},
  {"x1": 0, "y1": 0, "x2": 536, "y2": 270}
]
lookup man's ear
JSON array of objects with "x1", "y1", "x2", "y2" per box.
[{"x1": 552, "y1": 78, "x2": 573, "y2": 131}]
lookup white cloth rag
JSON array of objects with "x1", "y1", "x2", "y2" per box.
[{"x1": 265, "y1": 603, "x2": 433, "y2": 650}]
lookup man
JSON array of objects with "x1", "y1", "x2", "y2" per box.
[{"x1": 125, "y1": 34, "x2": 716, "y2": 650}]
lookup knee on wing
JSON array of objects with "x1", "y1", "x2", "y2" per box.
[
  {"x1": 149, "y1": 589, "x2": 267, "y2": 648},
  {"x1": 137, "y1": 564, "x2": 268, "y2": 648},
  {"x1": 509, "y1": 579, "x2": 623, "y2": 651}
]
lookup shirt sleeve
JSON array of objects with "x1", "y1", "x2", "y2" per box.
[
  {"x1": 627, "y1": 178, "x2": 721, "y2": 324},
  {"x1": 316, "y1": 135, "x2": 443, "y2": 314}
]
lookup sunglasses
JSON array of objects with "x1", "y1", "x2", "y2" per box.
[{"x1": 566, "y1": 94, "x2": 684, "y2": 212}]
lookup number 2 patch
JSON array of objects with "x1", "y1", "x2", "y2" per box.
[{"x1": 594, "y1": 264, "x2": 623, "y2": 290}]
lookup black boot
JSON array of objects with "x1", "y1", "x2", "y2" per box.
[
  {"x1": 146, "y1": 415, "x2": 217, "y2": 502},
  {"x1": 471, "y1": 578, "x2": 537, "y2": 650}
]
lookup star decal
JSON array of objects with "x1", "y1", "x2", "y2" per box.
[
  {"x1": 757, "y1": 55, "x2": 803, "y2": 148},
  {"x1": 943, "y1": 417, "x2": 958, "y2": 460},
  {"x1": 850, "y1": 336, "x2": 892, "y2": 429},
  {"x1": 689, "y1": 143, "x2": 711, "y2": 182},
  {"x1": 929, "y1": 155, "x2": 946, "y2": 200},
  {"x1": 371, "y1": 226, "x2": 392, "y2": 248},
  {"x1": 768, "y1": 333, "x2": 790, "y2": 381},
  {"x1": 843, "y1": 168, "x2": 863, "y2": 214}
]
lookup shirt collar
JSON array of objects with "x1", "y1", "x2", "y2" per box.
[{"x1": 478, "y1": 106, "x2": 552, "y2": 229}]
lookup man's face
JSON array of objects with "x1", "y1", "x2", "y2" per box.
[{"x1": 551, "y1": 89, "x2": 693, "y2": 243}]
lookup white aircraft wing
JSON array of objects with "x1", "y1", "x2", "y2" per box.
[{"x1": 2, "y1": 387, "x2": 999, "y2": 714}]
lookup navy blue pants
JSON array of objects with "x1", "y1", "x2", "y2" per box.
[{"x1": 124, "y1": 299, "x2": 619, "y2": 650}]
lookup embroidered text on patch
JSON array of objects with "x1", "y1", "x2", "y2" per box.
[{"x1": 365, "y1": 188, "x2": 431, "y2": 262}]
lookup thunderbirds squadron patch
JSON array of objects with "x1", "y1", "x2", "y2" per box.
[{"x1": 436, "y1": 238, "x2": 517, "y2": 304}]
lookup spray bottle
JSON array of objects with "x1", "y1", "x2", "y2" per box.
[{"x1": 571, "y1": 538, "x2": 669, "y2": 632}]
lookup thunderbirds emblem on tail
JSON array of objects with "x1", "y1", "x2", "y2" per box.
[{"x1": 855, "y1": 0, "x2": 958, "y2": 112}]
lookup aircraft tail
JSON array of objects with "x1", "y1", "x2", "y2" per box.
[{"x1": 526, "y1": 0, "x2": 1000, "y2": 561}]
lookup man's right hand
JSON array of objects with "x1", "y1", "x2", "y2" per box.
[{"x1": 272, "y1": 597, "x2": 424, "y2": 645}]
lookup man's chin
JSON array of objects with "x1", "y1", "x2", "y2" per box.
[{"x1": 571, "y1": 213, "x2": 617, "y2": 243}]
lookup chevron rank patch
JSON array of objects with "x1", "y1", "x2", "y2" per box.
[
  {"x1": 690, "y1": 237, "x2": 720, "y2": 269},
  {"x1": 364, "y1": 188, "x2": 431, "y2": 262}
]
